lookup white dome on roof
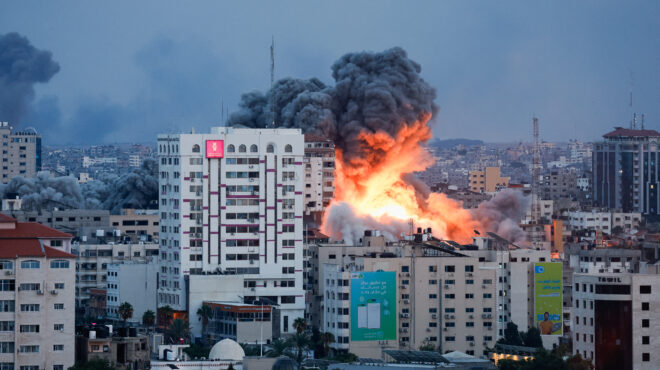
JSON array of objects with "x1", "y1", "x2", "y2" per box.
[{"x1": 208, "y1": 339, "x2": 245, "y2": 361}]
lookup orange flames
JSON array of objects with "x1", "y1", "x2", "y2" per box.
[{"x1": 322, "y1": 117, "x2": 480, "y2": 243}]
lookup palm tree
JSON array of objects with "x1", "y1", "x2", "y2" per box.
[
  {"x1": 118, "y1": 302, "x2": 133, "y2": 328},
  {"x1": 168, "y1": 318, "x2": 190, "y2": 343},
  {"x1": 291, "y1": 332, "x2": 311, "y2": 364},
  {"x1": 319, "y1": 332, "x2": 335, "y2": 357},
  {"x1": 142, "y1": 310, "x2": 156, "y2": 333},
  {"x1": 196, "y1": 304, "x2": 213, "y2": 344},
  {"x1": 292, "y1": 317, "x2": 307, "y2": 334},
  {"x1": 158, "y1": 305, "x2": 174, "y2": 327},
  {"x1": 266, "y1": 338, "x2": 291, "y2": 358}
]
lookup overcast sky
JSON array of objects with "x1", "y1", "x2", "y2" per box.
[{"x1": 1, "y1": 1, "x2": 659, "y2": 145}]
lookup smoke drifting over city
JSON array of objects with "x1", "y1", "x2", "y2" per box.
[
  {"x1": 0, "y1": 160, "x2": 158, "y2": 214},
  {"x1": 0, "y1": 32, "x2": 60, "y2": 125},
  {"x1": 229, "y1": 47, "x2": 438, "y2": 163},
  {"x1": 229, "y1": 47, "x2": 528, "y2": 244}
]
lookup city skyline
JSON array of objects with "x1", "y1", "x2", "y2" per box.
[{"x1": 1, "y1": 1, "x2": 659, "y2": 145}]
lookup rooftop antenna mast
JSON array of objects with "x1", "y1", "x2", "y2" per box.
[
  {"x1": 531, "y1": 116, "x2": 542, "y2": 247},
  {"x1": 270, "y1": 35, "x2": 276, "y2": 127}
]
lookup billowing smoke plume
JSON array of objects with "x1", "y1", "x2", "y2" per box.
[
  {"x1": 0, "y1": 33, "x2": 60, "y2": 124},
  {"x1": 230, "y1": 47, "x2": 527, "y2": 244},
  {"x1": 472, "y1": 189, "x2": 529, "y2": 244},
  {"x1": 228, "y1": 47, "x2": 437, "y2": 163},
  {"x1": 0, "y1": 160, "x2": 158, "y2": 213}
]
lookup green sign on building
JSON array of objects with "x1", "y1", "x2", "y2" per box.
[
  {"x1": 350, "y1": 271, "x2": 396, "y2": 341},
  {"x1": 534, "y1": 262, "x2": 563, "y2": 335}
]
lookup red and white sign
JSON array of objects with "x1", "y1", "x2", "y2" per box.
[{"x1": 206, "y1": 140, "x2": 224, "y2": 158}]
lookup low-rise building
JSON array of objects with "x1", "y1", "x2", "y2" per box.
[
  {"x1": 109, "y1": 209, "x2": 159, "y2": 243},
  {"x1": 469, "y1": 167, "x2": 509, "y2": 193},
  {"x1": 106, "y1": 261, "x2": 158, "y2": 323},
  {"x1": 572, "y1": 273, "x2": 659, "y2": 369},
  {"x1": 72, "y1": 242, "x2": 159, "y2": 312}
]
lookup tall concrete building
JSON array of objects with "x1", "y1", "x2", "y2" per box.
[
  {"x1": 0, "y1": 122, "x2": 41, "y2": 183},
  {"x1": 0, "y1": 213, "x2": 75, "y2": 369},
  {"x1": 593, "y1": 127, "x2": 660, "y2": 216},
  {"x1": 157, "y1": 127, "x2": 305, "y2": 333},
  {"x1": 303, "y1": 134, "x2": 335, "y2": 221}
]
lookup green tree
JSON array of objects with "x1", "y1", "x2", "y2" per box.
[
  {"x1": 68, "y1": 359, "x2": 116, "y2": 370},
  {"x1": 142, "y1": 310, "x2": 156, "y2": 333},
  {"x1": 500, "y1": 322, "x2": 523, "y2": 346},
  {"x1": 292, "y1": 317, "x2": 307, "y2": 334},
  {"x1": 158, "y1": 305, "x2": 174, "y2": 326},
  {"x1": 240, "y1": 343, "x2": 261, "y2": 356},
  {"x1": 319, "y1": 332, "x2": 335, "y2": 357},
  {"x1": 118, "y1": 302, "x2": 133, "y2": 328},
  {"x1": 497, "y1": 359, "x2": 525, "y2": 370},
  {"x1": 196, "y1": 304, "x2": 213, "y2": 344},
  {"x1": 169, "y1": 318, "x2": 190, "y2": 343},
  {"x1": 183, "y1": 344, "x2": 211, "y2": 359},
  {"x1": 291, "y1": 332, "x2": 311, "y2": 364},
  {"x1": 267, "y1": 338, "x2": 292, "y2": 358},
  {"x1": 564, "y1": 354, "x2": 593, "y2": 370},
  {"x1": 521, "y1": 327, "x2": 543, "y2": 348}
]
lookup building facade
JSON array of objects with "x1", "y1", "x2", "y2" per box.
[
  {"x1": 303, "y1": 134, "x2": 335, "y2": 217},
  {"x1": 0, "y1": 122, "x2": 41, "y2": 183},
  {"x1": 106, "y1": 261, "x2": 158, "y2": 323},
  {"x1": 469, "y1": 167, "x2": 509, "y2": 194},
  {"x1": 157, "y1": 127, "x2": 305, "y2": 333},
  {"x1": 0, "y1": 214, "x2": 75, "y2": 369},
  {"x1": 572, "y1": 273, "x2": 659, "y2": 369},
  {"x1": 593, "y1": 127, "x2": 660, "y2": 216}
]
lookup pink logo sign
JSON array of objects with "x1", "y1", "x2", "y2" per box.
[{"x1": 206, "y1": 140, "x2": 224, "y2": 158}]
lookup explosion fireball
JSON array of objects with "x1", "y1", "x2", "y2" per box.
[{"x1": 229, "y1": 47, "x2": 527, "y2": 245}]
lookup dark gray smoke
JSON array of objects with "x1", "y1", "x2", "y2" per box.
[
  {"x1": 228, "y1": 47, "x2": 438, "y2": 162},
  {"x1": 0, "y1": 33, "x2": 60, "y2": 124},
  {"x1": 0, "y1": 160, "x2": 158, "y2": 213},
  {"x1": 472, "y1": 189, "x2": 530, "y2": 245}
]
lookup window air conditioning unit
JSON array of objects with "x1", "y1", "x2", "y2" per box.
[
  {"x1": 4, "y1": 271, "x2": 12, "y2": 276},
  {"x1": 50, "y1": 290, "x2": 58, "y2": 295},
  {"x1": 37, "y1": 290, "x2": 44, "y2": 295},
  {"x1": 444, "y1": 285, "x2": 450, "y2": 289},
  {"x1": 443, "y1": 328, "x2": 448, "y2": 331},
  {"x1": 403, "y1": 299, "x2": 410, "y2": 304},
  {"x1": 431, "y1": 314, "x2": 437, "y2": 319}
]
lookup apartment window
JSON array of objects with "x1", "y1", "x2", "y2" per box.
[
  {"x1": 642, "y1": 302, "x2": 649, "y2": 311},
  {"x1": 0, "y1": 261, "x2": 13, "y2": 270},
  {"x1": 401, "y1": 266, "x2": 409, "y2": 272},
  {"x1": 445, "y1": 308, "x2": 455, "y2": 313},
  {"x1": 429, "y1": 294, "x2": 437, "y2": 299},
  {"x1": 642, "y1": 319, "x2": 649, "y2": 328},
  {"x1": 54, "y1": 324, "x2": 64, "y2": 331},
  {"x1": 445, "y1": 322, "x2": 455, "y2": 328},
  {"x1": 466, "y1": 279, "x2": 474, "y2": 284},
  {"x1": 429, "y1": 322, "x2": 437, "y2": 327},
  {"x1": 19, "y1": 345, "x2": 39, "y2": 353},
  {"x1": 54, "y1": 303, "x2": 64, "y2": 310},
  {"x1": 19, "y1": 283, "x2": 39, "y2": 291},
  {"x1": 19, "y1": 325, "x2": 39, "y2": 333},
  {"x1": 483, "y1": 293, "x2": 492, "y2": 299},
  {"x1": 429, "y1": 279, "x2": 437, "y2": 285},
  {"x1": 642, "y1": 353, "x2": 650, "y2": 362},
  {"x1": 0, "y1": 280, "x2": 15, "y2": 292},
  {"x1": 54, "y1": 283, "x2": 64, "y2": 289},
  {"x1": 0, "y1": 342, "x2": 13, "y2": 353},
  {"x1": 640, "y1": 285, "x2": 651, "y2": 294},
  {"x1": 445, "y1": 265, "x2": 455, "y2": 273},
  {"x1": 0, "y1": 301, "x2": 14, "y2": 312},
  {"x1": 0, "y1": 322, "x2": 13, "y2": 331},
  {"x1": 465, "y1": 265, "x2": 474, "y2": 272},
  {"x1": 20, "y1": 304, "x2": 39, "y2": 312},
  {"x1": 642, "y1": 336, "x2": 649, "y2": 345},
  {"x1": 465, "y1": 293, "x2": 474, "y2": 299},
  {"x1": 53, "y1": 344, "x2": 64, "y2": 351},
  {"x1": 53, "y1": 366, "x2": 64, "y2": 370},
  {"x1": 466, "y1": 322, "x2": 475, "y2": 327},
  {"x1": 445, "y1": 336, "x2": 455, "y2": 342},
  {"x1": 20, "y1": 260, "x2": 40, "y2": 269},
  {"x1": 20, "y1": 366, "x2": 38, "y2": 370},
  {"x1": 428, "y1": 265, "x2": 437, "y2": 272},
  {"x1": 466, "y1": 307, "x2": 474, "y2": 313},
  {"x1": 445, "y1": 294, "x2": 455, "y2": 299}
]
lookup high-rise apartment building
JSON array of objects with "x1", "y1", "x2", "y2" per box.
[
  {"x1": 0, "y1": 122, "x2": 41, "y2": 183},
  {"x1": 0, "y1": 213, "x2": 75, "y2": 369},
  {"x1": 157, "y1": 127, "x2": 305, "y2": 333},
  {"x1": 303, "y1": 134, "x2": 335, "y2": 218},
  {"x1": 593, "y1": 127, "x2": 660, "y2": 215}
]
